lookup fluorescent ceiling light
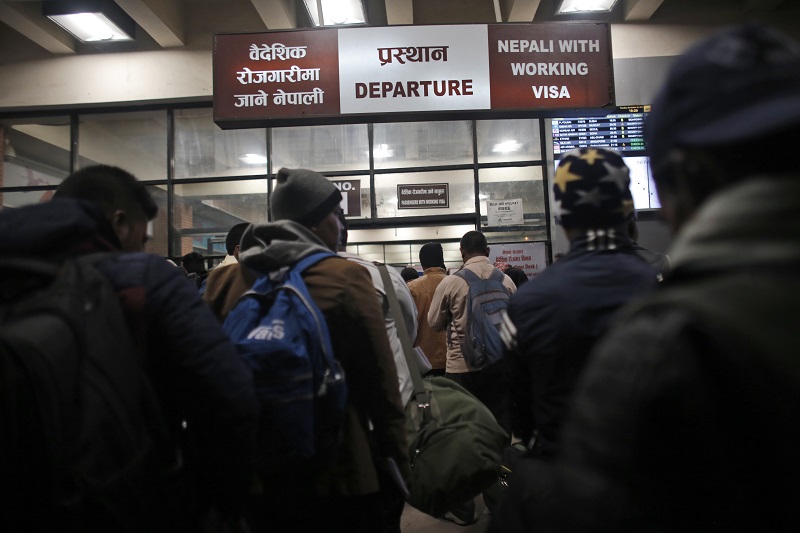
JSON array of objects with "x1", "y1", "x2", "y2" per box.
[
  {"x1": 492, "y1": 140, "x2": 521, "y2": 153},
  {"x1": 47, "y1": 13, "x2": 132, "y2": 42},
  {"x1": 43, "y1": 1, "x2": 135, "y2": 43},
  {"x1": 239, "y1": 154, "x2": 268, "y2": 165},
  {"x1": 556, "y1": 0, "x2": 619, "y2": 14},
  {"x1": 304, "y1": 0, "x2": 366, "y2": 26}
]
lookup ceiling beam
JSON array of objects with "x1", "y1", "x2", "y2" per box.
[
  {"x1": 114, "y1": 0, "x2": 185, "y2": 47},
  {"x1": 0, "y1": 1, "x2": 75, "y2": 54},
  {"x1": 503, "y1": 0, "x2": 542, "y2": 22},
  {"x1": 386, "y1": 0, "x2": 413, "y2": 25},
  {"x1": 623, "y1": 0, "x2": 665, "y2": 21},
  {"x1": 250, "y1": 0, "x2": 296, "y2": 29}
]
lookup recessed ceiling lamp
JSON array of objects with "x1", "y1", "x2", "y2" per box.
[
  {"x1": 556, "y1": 0, "x2": 619, "y2": 14},
  {"x1": 43, "y1": 0, "x2": 135, "y2": 43},
  {"x1": 303, "y1": 0, "x2": 366, "y2": 26}
]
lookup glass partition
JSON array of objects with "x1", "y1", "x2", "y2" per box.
[
  {"x1": 272, "y1": 124, "x2": 369, "y2": 172},
  {"x1": 78, "y1": 110, "x2": 167, "y2": 181},
  {"x1": 173, "y1": 179, "x2": 268, "y2": 256},
  {"x1": 373, "y1": 120, "x2": 473, "y2": 169},
  {"x1": 476, "y1": 118, "x2": 541, "y2": 163},
  {"x1": 1, "y1": 118, "x2": 71, "y2": 206},
  {"x1": 175, "y1": 108, "x2": 267, "y2": 178},
  {"x1": 478, "y1": 166, "x2": 545, "y2": 225},
  {"x1": 374, "y1": 169, "x2": 475, "y2": 218}
]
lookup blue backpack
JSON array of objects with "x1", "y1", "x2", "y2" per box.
[
  {"x1": 453, "y1": 268, "x2": 511, "y2": 371},
  {"x1": 223, "y1": 252, "x2": 347, "y2": 473}
]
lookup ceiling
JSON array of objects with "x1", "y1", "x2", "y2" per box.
[{"x1": 0, "y1": 0, "x2": 797, "y2": 65}]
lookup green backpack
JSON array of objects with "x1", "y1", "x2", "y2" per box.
[
  {"x1": 377, "y1": 264, "x2": 508, "y2": 517},
  {"x1": 404, "y1": 376, "x2": 508, "y2": 516}
]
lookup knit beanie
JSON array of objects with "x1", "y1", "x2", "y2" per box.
[
  {"x1": 553, "y1": 147, "x2": 635, "y2": 229},
  {"x1": 271, "y1": 167, "x2": 343, "y2": 227},
  {"x1": 419, "y1": 242, "x2": 445, "y2": 269}
]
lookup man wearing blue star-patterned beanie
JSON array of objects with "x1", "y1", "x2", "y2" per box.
[{"x1": 498, "y1": 146, "x2": 658, "y2": 461}]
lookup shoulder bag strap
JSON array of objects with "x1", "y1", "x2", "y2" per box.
[{"x1": 375, "y1": 263, "x2": 430, "y2": 413}]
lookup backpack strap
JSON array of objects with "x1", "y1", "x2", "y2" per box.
[{"x1": 292, "y1": 251, "x2": 336, "y2": 274}]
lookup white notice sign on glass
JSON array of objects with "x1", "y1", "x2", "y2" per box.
[{"x1": 487, "y1": 198, "x2": 523, "y2": 226}]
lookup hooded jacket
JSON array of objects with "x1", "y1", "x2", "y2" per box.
[
  {"x1": 222, "y1": 220, "x2": 411, "y2": 495},
  {"x1": 490, "y1": 176, "x2": 800, "y2": 532},
  {"x1": 0, "y1": 198, "x2": 258, "y2": 523}
]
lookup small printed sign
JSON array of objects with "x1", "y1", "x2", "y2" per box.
[
  {"x1": 487, "y1": 198, "x2": 523, "y2": 226},
  {"x1": 488, "y1": 241, "x2": 547, "y2": 280},
  {"x1": 397, "y1": 183, "x2": 449, "y2": 209},
  {"x1": 332, "y1": 179, "x2": 361, "y2": 217}
]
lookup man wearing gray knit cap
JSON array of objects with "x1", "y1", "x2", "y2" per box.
[{"x1": 213, "y1": 167, "x2": 410, "y2": 533}]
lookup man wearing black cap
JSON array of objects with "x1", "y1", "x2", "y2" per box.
[
  {"x1": 490, "y1": 23, "x2": 800, "y2": 532},
  {"x1": 500, "y1": 147, "x2": 657, "y2": 460},
  {"x1": 216, "y1": 168, "x2": 410, "y2": 532},
  {"x1": 407, "y1": 242, "x2": 449, "y2": 375}
]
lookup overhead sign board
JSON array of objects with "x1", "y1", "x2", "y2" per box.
[{"x1": 214, "y1": 23, "x2": 612, "y2": 128}]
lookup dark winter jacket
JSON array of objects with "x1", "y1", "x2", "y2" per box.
[
  {"x1": 0, "y1": 198, "x2": 259, "y2": 521},
  {"x1": 505, "y1": 231, "x2": 657, "y2": 455},
  {"x1": 491, "y1": 176, "x2": 800, "y2": 532}
]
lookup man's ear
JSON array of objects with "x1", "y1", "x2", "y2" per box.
[{"x1": 111, "y1": 209, "x2": 129, "y2": 241}]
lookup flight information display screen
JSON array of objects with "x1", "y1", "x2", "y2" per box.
[{"x1": 551, "y1": 105, "x2": 660, "y2": 210}]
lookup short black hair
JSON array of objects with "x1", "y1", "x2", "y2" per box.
[
  {"x1": 401, "y1": 267, "x2": 419, "y2": 283},
  {"x1": 225, "y1": 222, "x2": 250, "y2": 255},
  {"x1": 54, "y1": 164, "x2": 157, "y2": 221},
  {"x1": 181, "y1": 252, "x2": 206, "y2": 275},
  {"x1": 460, "y1": 231, "x2": 488, "y2": 255},
  {"x1": 505, "y1": 267, "x2": 529, "y2": 288}
]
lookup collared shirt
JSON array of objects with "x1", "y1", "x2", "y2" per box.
[{"x1": 428, "y1": 256, "x2": 517, "y2": 373}]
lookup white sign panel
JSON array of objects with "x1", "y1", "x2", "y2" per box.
[
  {"x1": 338, "y1": 25, "x2": 491, "y2": 114},
  {"x1": 487, "y1": 198, "x2": 523, "y2": 226},
  {"x1": 488, "y1": 241, "x2": 548, "y2": 280}
]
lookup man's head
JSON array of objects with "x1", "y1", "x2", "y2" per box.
[
  {"x1": 460, "y1": 231, "x2": 489, "y2": 262},
  {"x1": 419, "y1": 242, "x2": 446, "y2": 270},
  {"x1": 181, "y1": 252, "x2": 206, "y2": 275},
  {"x1": 553, "y1": 147, "x2": 634, "y2": 238},
  {"x1": 226, "y1": 222, "x2": 250, "y2": 259},
  {"x1": 271, "y1": 167, "x2": 343, "y2": 250},
  {"x1": 401, "y1": 267, "x2": 419, "y2": 283},
  {"x1": 646, "y1": 23, "x2": 800, "y2": 231},
  {"x1": 54, "y1": 164, "x2": 157, "y2": 252}
]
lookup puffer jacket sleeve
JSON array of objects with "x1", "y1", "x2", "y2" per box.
[
  {"x1": 108, "y1": 254, "x2": 259, "y2": 518},
  {"x1": 491, "y1": 308, "x2": 712, "y2": 532}
]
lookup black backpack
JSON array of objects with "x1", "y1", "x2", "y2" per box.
[{"x1": 0, "y1": 254, "x2": 170, "y2": 532}]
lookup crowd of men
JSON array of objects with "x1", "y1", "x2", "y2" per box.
[{"x1": 2, "y1": 22, "x2": 799, "y2": 533}]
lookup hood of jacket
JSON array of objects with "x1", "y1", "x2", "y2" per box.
[
  {"x1": 669, "y1": 175, "x2": 800, "y2": 275},
  {"x1": 238, "y1": 219, "x2": 332, "y2": 273},
  {"x1": 0, "y1": 198, "x2": 120, "y2": 257}
]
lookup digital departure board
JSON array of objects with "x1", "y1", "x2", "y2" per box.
[{"x1": 551, "y1": 105, "x2": 660, "y2": 210}]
